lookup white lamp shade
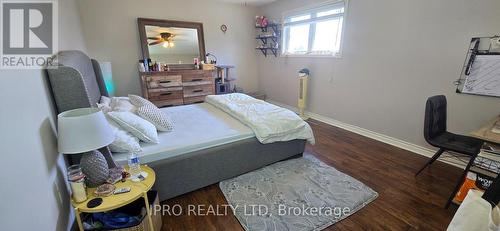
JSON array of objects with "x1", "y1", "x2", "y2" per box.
[{"x1": 57, "y1": 108, "x2": 114, "y2": 154}]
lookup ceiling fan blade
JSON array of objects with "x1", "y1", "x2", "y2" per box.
[
  {"x1": 149, "y1": 41, "x2": 162, "y2": 46},
  {"x1": 148, "y1": 37, "x2": 160, "y2": 40}
]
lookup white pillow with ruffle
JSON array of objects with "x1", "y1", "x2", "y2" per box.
[
  {"x1": 105, "y1": 116, "x2": 142, "y2": 153},
  {"x1": 108, "y1": 111, "x2": 159, "y2": 144}
]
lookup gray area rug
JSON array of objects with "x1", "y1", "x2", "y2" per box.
[{"x1": 219, "y1": 156, "x2": 378, "y2": 231}]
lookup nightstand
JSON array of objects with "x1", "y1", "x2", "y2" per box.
[{"x1": 71, "y1": 165, "x2": 156, "y2": 231}]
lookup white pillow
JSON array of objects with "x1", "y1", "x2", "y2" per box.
[
  {"x1": 98, "y1": 96, "x2": 135, "y2": 113},
  {"x1": 98, "y1": 96, "x2": 113, "y2": 113},
  {"x1": 129, "y1": 94, "x2": 155, "y2": 107},
  {"x1": 136, "y1": 104, "x2": 174, "y2": 132},
  {"x1": 110, "y1": 97, "x2": 136, "y2": 112},
  {"x1": 100, "y1": 96, "x2": 111, "y2": 106},
  {"x1": 106, "y1": 116, "x2": 142, "y2": 153},
  {"x1": 108, "y1": 111, "x2": 159, "y2": 144},
  {"x1": 97, "y1": 103, "x2": 112, "y2": 113}
]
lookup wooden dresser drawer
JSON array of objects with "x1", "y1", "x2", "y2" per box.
[
  {"x1": 148, "y1": 87, "x2": 183, "y2": 101},
  {"x1": 182, "y1": 75, "x2": 213, "y2": 86},
  {"x1": 183, "y1": 84, "x2": 213, "y2": 98},
  {"x1": 147, "y1": 75, "x2": 182, "y2": 88},
  {"x1": 183, "y1": 96, "x2": 207, "y2": 104},
  {"x1": 153, "y1": 98, "x2": 184, "y2": 108},
  {"x1": 140, "y1": 70, "x2": 215, "y2": 107}
]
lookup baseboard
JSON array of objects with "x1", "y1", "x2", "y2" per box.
[{"x1": 266, "y1": 100, "x2": 465, "y2": 169}]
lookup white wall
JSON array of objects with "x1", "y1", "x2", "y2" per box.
[
  {"x1": 0, "y1": 0, "x2": 86, "y2": 230},
  {"x1": 77, "y1": 0, "x2": 260, "y2": 96},
  {"x1": 258, "y1": 0, "x2": 500, "y2": 148}
]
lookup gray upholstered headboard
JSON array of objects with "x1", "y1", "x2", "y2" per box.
[
  {"x1": 47, "y1": 50, "x2": 108, "y2": 113},
  {"x1": 47, "y1": 50, "x2": 115, "y2": 167}
]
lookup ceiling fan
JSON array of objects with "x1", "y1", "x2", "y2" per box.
[{"x1": 148, "y1": 32, "x2": 175, "y2": 48}]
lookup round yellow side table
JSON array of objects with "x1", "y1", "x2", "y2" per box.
[{"x1": 71, "y1": 165, "x2": 156, "y2": 231}]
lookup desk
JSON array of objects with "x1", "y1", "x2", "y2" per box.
[
  {"x1": 471, "y1": 115, "x2": 500, "y2": 144},
  {"x1": 468, "y1": 116, "x2": 500, "y2": 207},
  {"x1": 449, "y1": 116, "x2": 500, "y2": 206}
]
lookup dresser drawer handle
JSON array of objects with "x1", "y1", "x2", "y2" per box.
[
  {"x1": 191, "y1": 78, "x2": 203, "y2": 82},
  {"x1": 160, "y1": 92, "x2": 173, "y2": 96},
  {"x1": 193, "y1": 89, "x2": 203, "y2": 93},
  {"x1": 193, "y1": 101, "x2": 204, "y2": 103},
  {"x1": 159, "y1": 80, "x2": 171, "y2": 83}
]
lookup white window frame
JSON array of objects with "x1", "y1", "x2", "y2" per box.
[{"x1": 281, "y1": 0, "x2": 348, "y2": 58}]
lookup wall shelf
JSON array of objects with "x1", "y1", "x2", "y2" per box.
[
  {"x1": 255, "y1": 21, "x2": 281, "y2": 58},
  {"x1": 256, "y1": 47, "x2": 279, "y2": 57},
  {"x1": 256, "y1": 36, "x2": 278, "y2": 44},
  {"x1": 255, "y1": 23, "x2": 280, "y2": 33}
]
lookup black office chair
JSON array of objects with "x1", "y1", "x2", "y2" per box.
[{"x1": 415, "y1": 95, "x2": 484, "y2": 208}]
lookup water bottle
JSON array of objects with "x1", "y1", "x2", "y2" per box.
[{"x1": 128, "y1": 153, "x2": 141, "y2": 176}]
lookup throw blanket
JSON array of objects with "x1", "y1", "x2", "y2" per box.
[{"x1": 205, "y1": 93, "x2": 315, "y2": 144}]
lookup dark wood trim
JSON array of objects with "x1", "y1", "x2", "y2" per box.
[{"x1": 137, "y1": 18, "x2": 206, "y2": 63}]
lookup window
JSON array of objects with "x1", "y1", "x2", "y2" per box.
[{"x1": 282, "y1": 1, "x2": 346, "y2": 57}]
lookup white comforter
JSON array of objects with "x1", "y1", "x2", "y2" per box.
[{"x1": 205, "y1": 93, "x2": 315, "y2": 144}]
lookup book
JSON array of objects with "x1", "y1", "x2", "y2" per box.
[
  {"x1": 453, "y1": 169, "x2": 496, "y2": 205},
  {"x1": 483, "y1": 143, "x2": 500, "y2": 155},
  {"x1": 473, "y1": 144, "x2": 500, "y2": 173},
  {"x1": 474, "y1": 155, "x2": 500, "y2": 174}
]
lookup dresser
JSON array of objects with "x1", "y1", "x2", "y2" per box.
[{"x1": 140, "y1": 70, "x2": 215, "y2": 107}]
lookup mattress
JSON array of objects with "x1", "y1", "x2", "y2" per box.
[{"x1": 113, "y1": 103, "x2": 255, "y2": 164}]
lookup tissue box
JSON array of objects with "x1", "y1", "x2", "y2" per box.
[{"x1": 202, "y1": 63, "x2": 215, "y2": 70}]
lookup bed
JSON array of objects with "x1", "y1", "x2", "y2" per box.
[
  {"x1": 112, "y1": 103, "x2": 255, "y2": 164},
  {"x1": 47, "y1": 50, "x2": 307, "y2": 200}
]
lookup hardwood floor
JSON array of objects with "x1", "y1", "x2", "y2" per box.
[{"x1": 160, "y1": 119, "x2": 461, "y2": 230}]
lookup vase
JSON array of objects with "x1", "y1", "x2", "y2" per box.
[{"x1": 80, "y1": 150, "x2": 109, "y2": 187}]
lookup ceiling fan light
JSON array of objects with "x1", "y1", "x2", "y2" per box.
[
  {"x1": 169, "y1": 42, "x2": 175, "y2": 48},
  {"x1": 163, "y1": 41, "x2": 169, "y2": 48}
]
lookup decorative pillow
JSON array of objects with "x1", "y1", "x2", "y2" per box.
[
  {"x1": 129, "y1": 94, "x2": 155, "y2": 107},
  {"x1": 108, "y1": 111, "x2": 159, "y2": 144},
  {"x1": 100, "y1": 96, "x2": 111, "y2": 106},
  {"x1": 106, "y1": 116, "x2": 142, "y2": 153},
  {"x1": 136, "y1": 104, "x2": 174, "y2": 132},
  {"x1": 110, "y1": 97, "x2": 136, "y2": 112},
  {"x1": 97, "y1": 103, "x2": 112, "y2": 113}
]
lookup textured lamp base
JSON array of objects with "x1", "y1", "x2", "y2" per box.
[{"x1": 80, "y1": 150, "x2": 109, "y2": 187}]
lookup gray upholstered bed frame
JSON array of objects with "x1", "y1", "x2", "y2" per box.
[
  {"x1": 47, "y1": 50, "x2": 116, "y2": 168},
  {"x1": 47, "y1": 50, "x2": 306, "y2": 200}
]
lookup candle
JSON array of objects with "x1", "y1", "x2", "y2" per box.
[
  {"x1": 67, "y1": 165, "x2": 87, "y2": 203},
  {"x1": 70, "y1": 178, "x2": 87, "y2": 203}
]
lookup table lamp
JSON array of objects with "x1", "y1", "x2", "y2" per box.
[{"x1": 58, "y1": 108, "x2": 114, "y2": 187}]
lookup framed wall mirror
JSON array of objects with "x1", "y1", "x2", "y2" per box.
[{"x1": 138, "y1": 18, "x2": 206, "y2": 69}]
